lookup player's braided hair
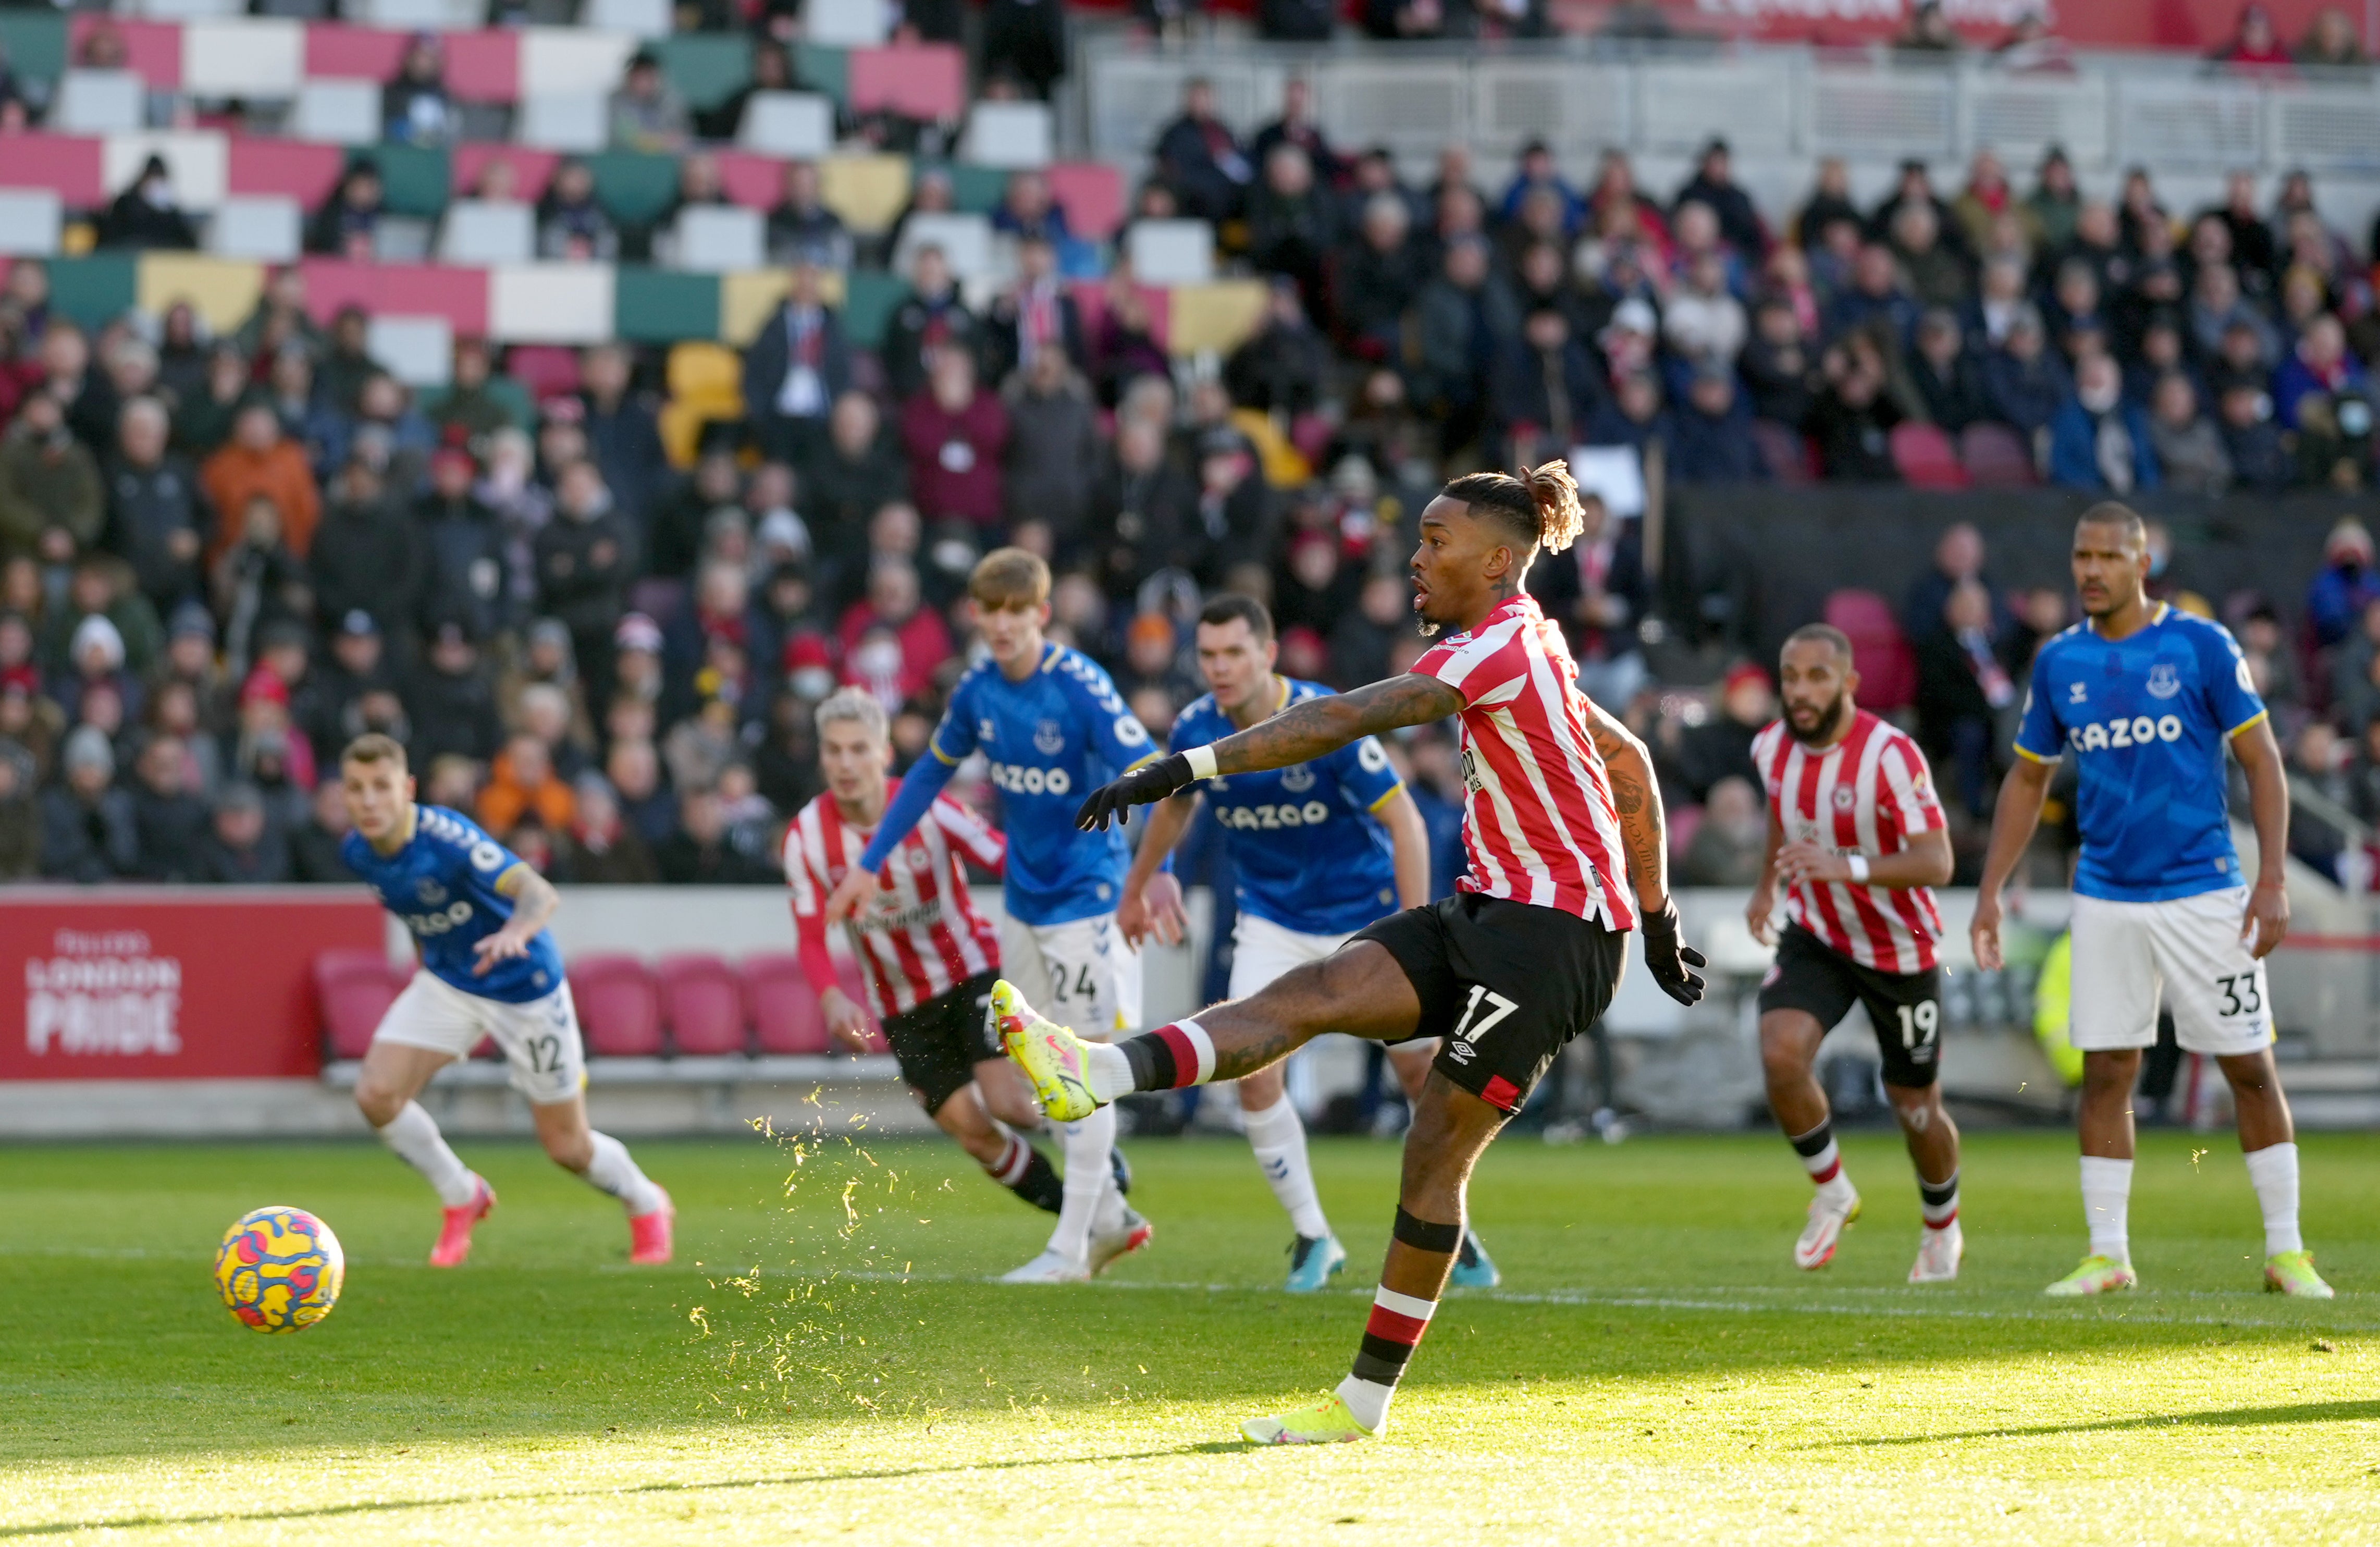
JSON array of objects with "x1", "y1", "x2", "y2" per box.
[{"x1": 1441, "y1": 460, "x2": 1587, "y2": 557}]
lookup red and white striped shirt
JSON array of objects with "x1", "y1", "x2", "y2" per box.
[
  {"x1": 1752, "y1": 710, "x2": 1946, "y2": 974},
  {"x1": 1410, "y1": 594, "x2": 1635, "y2": 929},
  {"x1": 785, "y1": 780, "x2": 1005, "y2": 1018}
]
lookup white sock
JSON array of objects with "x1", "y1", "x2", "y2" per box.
[
  {"x1": 2079, "y1": 1155, "x2": 2134, "y2": 1263},
  {"x1": 1791, "y1": 1122, "x2": 1856, "y2": 1208},
  {"x1": 1048, "y1": 1102, "x2": 1118, "y2": 1263},
  {"x1": 1335, "y1": 1373, "x2": 1394, "y2": 1434},
  {"x1": 1092, "y1": 1176, "x2": 1127, "y2": 1235},
  {"x1": 1243, "y1": 1095, "x2": 1329, "y2": 1239},
  {"x1": 2243, "y1": 1141, "x2": 2303, "y2": 1257},
  {"x1": 374, "y1": 1100, "x2": 477, "y2": 1207},
  {"x1": 581, "y1": 1131, "x2": 666, "y2": 1216},
  {"x1": 1086, "y1": 1042, "x2": 1136, "y2": 1103}
]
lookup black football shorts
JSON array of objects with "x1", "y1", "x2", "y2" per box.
[
  {"x1": 1757, "y1": 923, "x2": 1944, "y2": 1088},
  {"x1": 882, "y1": 971, "x2": 1003, "y2": 1113}
]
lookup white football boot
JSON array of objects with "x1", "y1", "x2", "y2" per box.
[
  {"x1": 1907, "y1": 1221, "x2": 1964, "y2": 1283},
  {"x1": 999, "y1": 1248, "x2": 1092, "y2": 1284},
  {"x1": 1794, "y1": 1186, "x2": 1861, "y2": 1270}
]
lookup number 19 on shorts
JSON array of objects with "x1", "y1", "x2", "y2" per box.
[{"x1": 1894, "y1": 1001, "x2": 1939, "y2": 1051}]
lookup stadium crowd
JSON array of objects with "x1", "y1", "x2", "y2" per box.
[{"x1": 3, "y1": 3, "x2": 2379, "y2": 892}]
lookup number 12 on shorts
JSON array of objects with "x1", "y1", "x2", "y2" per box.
[
  {"x1": 1894, "y1": 1001, "x2": 1939, "y2": 1050},
  {"x1": 1453, "y1": 985, "x2": 1520, "y2": 1043}
]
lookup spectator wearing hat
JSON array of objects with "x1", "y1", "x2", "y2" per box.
[
  {"x1": 1190, "y1": 428, "x2": 1276, "y2": 587},
  {"x1": 383, "y1": 31, "x2": 453, "y2": 145},
  {"x1": 567, "y1": 774, "x2": 659, "y2": 885},
  {"x1": 313, "y1": 610, "x2": 398, "y2": 758},
  {"x1": 309, "y1": 455, "x2": 422, "y2": 642},
  {"x1": 405, "y1": 622, "x2": 504, "y2": 768},
  {"x1": 0, "y1": 390, "x2": 104, "y2": 565},
  {"x1": 744, "y1": 263, "x2": 855, "y2": 470},
  {"x1": 535, "y1": 460, "x2": 638, "y2": 707},
  {"x1": 54, "y1": 611, "x2": 143, "y2": 730},
  {"x1": 39, "y1": 725, "x2": 137, "y2": 882},
  {"x1": 200, "y1": 402, "x2": 318, "y2": 566},
  {"x1": 2309, "y1": 520, "x2": 2380, "y2": 647},
  {"x1": 104, "y1": 396, "x2": 209, "y2": 620},
  {"x1": 1674, "y1": 137, "x2": 1767, "y2": 261},
  {"x1": 1981, "y1": 303, "x2": 2073, "y2": 439},
  {"x1": 305, "y1": 164, "x2": 384, "y2": 261},
  {"x1": 1155, "y1": 78, "x2": 1254, "y2": 226},
  {"x1": 39, "y1": 555, "x2": 163, "y2": 682},
  {"x1": 1668, "y1": 365, "x2": 1764, "y2": 485},
  {"x1": 609, "y1": 50, "x2": 688, "y2": 153},
  {"x1": 193, "y1": 781, "x2": 289, "y2": 885},
  {"x1": 881, "y1": 247, "x2": 982, "y2": 408},
  {"x1": 414, "y1": 445, "x2": 509, "y2": 642},
  {"x1": 1909, "y1": 307, "x2": 1993, "y2": 433},
  {"x1": 97, "y1": 155, "x2": 198, "y2": 252},
  {"x1": 900, "y1": 346, "x2": 1009, "y2": 532}
]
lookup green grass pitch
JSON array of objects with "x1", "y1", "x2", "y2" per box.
[{"x1": 4, "y1": 1125, "x2": 2379, "y2": 1544}]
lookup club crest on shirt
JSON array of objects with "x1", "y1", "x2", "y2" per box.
[
  {"x1": 2068, "y1": 681, "x2": 2088, "y2": 704},
  {"x1": 416, "y1": 878, "x2": 447, "y2": 906},
  {"x1": 1279, "y1": 763, "x2": 1316, "y2": 793},
  {"x1": 977, "y1": 717, "x2": 998, "y2": 744},
  {"x1": 1832, "y1": 785, "x2": 1856, "y2": 811},
  {"x1": 2146, "y1": 662, "x2": 2181, "y2": 699},
  {"x1": 1033, "y1": 719, "x2": 1066, "y2": 755}
]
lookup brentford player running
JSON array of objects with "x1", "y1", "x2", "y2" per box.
[
  {"x1": 1117, "y1": 594, "x2": 1499, "y2": 1294},
  {"x1": 825, "y1": 548, "x2": 1154, "y2": 1284},
  {"x1": 788, "y1": 688, "x2": 1104, "y2": 1234},
  {"x1": 1975, "y1": 503, "x2": 2329, "y2": 1298},
  {"x1": 1003, "y1": 464, "x2": 1706, "y2": 1444},
  {"x1": 339, "y1": 734, "x2": 672, "y2": 1267},
  {"x1": 1746, "y1": 625, "x2": 1960, "y2": 1282}
]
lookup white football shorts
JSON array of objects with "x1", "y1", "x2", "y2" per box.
[
  {"x1": 2067, "y1": 887, "x2": 2274, "y2": 1057},
  {"x1": 373, "y1": 971, "x2": 589, "y2": 1106},
  {"x1": 1001, "y1": 912, "x2": 1141, "y2": 1042},
  {"x1": 1227, "y1": 911, "x2": 1355, "y2": 1000}
]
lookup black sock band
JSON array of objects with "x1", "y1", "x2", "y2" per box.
[
  {"x1": 1352, "y1": 1340, "x2": 1412, "y2": 1384},
  {"x1": 1789, "y1": 1120, "x2": 1835, "y2": 1159},
  {"x1": 1009, "y1": 1149, "x2": 1064, "y2": 1214},
  {"x1": 1119, "y1": 1034, "x2": 1173, "y2": 1092},
  {"x1": 1919, "y1": 1171, "x2": 1959, "y2": 1209},
  {"x1": 1392, "y1": 1207, "x2": 1462, "y2": 1254}
]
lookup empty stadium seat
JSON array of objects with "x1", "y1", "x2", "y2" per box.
[
  {"x1": 890, "y1": 211, "x2": 994, "y2": 280},
  {"x1": 1045, "y1": 162, "x2": 1124, "y2": 241},
  {"x1": 669, "y1": 205, "x2": 764, "y2": 273},
  {"x1": 207, "y1": 197, "x2": 301, "y2": 261},
  {"x1": 314, "y1": 948, "x2": 406, "y2": 1062},
  {"x1": 847, "y1": 43, "x2": 963, "y2": 120},
  {"x1": 741, "y1": 951, "x2": 831, "y2": 1055},
  {"x1": 517, "y1": 93, "x2": 607, "y2": 153},
  {"x1": 1959, "y1": 421, "x2": 2039, "y2": 487},
  {"x1": 55, "y1": 70, "x2": 145, "y2": 134},
  {"x1": 657, "y1": 953, "x2": 748, "y2": 1056},
  {"x1": 584, "y1": 0, "x2": 671, "y2": 36},
  {"x1": 1125, "y1": 219, "x2": 1215, "y2": 285},
  {"x1": 571, "y1": 954, "x2": 663, "y2": 1058},
  {"x1": 183, "y1": 17, "x2": 303, "y2": 97},
  {"x1": 1890, "y1": 422, "x2": 1970, "y2": 489},
  {"x1": 737, "y1": 91, "x2": 834, "y2": 158},
  {"x1": 1823, "y1": 588, "x2": 1919, "y2": 713},
  {"x1": 805, "y1": 0, "x2": 888, "y2": 47},
  {"x1": 439, "y1": 199, "x2": 535, "y2": 265},
  {"x1": 0, "y1": 191, "x2": 64, "y2": 257},
  {"x1": 365, "y1": 315, "x2": 454, "y2": 387},
  {"x1": 291, "y1": 79, "x2": 379, "y2": 144},
  {"x1": 961, "y1": 101, "x2": 1052, "y2": 169}
]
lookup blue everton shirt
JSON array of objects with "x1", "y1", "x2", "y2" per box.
[
  {"x1": 2013, "y1": 604, "x2": 2268, "y2": 902},
  {"x1": 862, "y1": 642, "x2": 1158, "y2": 926},
  {"x1": 342, "y1": 805, "x2": 566, "y2": 1003},
  {"x1": 1170, "y1": 678, "x2": 1405, "y2": 936}
]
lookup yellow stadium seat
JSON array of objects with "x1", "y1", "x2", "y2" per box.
[
  {"x1": 137, "y1": 254, "x2": 265, "y2": 334},
  {"x1": 1229, "y1": 407, "x2": 1309, "y2": 489},
  {"x1": 667, "y1": 340, "x2": 742, "y2": 400},
  {"x1": 818, "y1": 155, "x2": 911, "y2": 236},
  {"x1": 1166, "y1": 280, "x2": 1269, "y2": 358}
]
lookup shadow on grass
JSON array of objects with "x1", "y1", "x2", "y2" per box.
[
  {"x1": 1823, "y1": 1396, "x2": 2380, "y2": 1447},
  {"x1": 0, "y1": 1442, "x2": 1257, "y2": 1538}
]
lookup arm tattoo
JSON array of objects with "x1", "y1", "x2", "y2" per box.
[
  {"x1": 1209, "y1": 673, "x2": 1463, "y2": 777},
  {"x1": 1581, "y1": 701, "x2": 1670, "y2": 903}
]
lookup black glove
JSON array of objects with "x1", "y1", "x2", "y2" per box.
[
  {"x1": 1641, "y1": 899, "x2": 1708, "y2": 1006},
  {"x1": 1076, "y1": 754, "x2": 1196, "y2": 831}
]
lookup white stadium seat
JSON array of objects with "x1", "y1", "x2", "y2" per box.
[
  {"x1": 183, "y1": 19, "x2": 305, "y2": 99},
  {"x1": 0, "y1": 190, "x2": 65, "y2": 257},
  {"x1": 736, "y1": 92, "x2": 835, "y2": 159},
  {"x1": 439, "y1": 200, "x2": 537, "y2": 265},
  {"x1": 206, "y1": 197, "x2": 302, "y2": 261},
  {"x1": 890, "y1": 212, "x2": 995, "y2": 281},
  {"x1": 1125, "y1": 219, "x2": 1215, "y2": 285},
  {"x1": 516, "y1": 94, "x2": 608, "y2": 153},
  {"x1": 670, "y1": 205, "x2": 766, "y2": 273},
  {"x1": 802, "y1": 0, "x2": 887, "y2": 47},
  {"x1": 291, "y1": 80, "x2": 381, "y2": 145},
  {"x1": 54, "y1": 72, "x2": 146, "y2": 136},
  {"x1": 960, "y1": 102, "x2": 1052, "y2": 170},
  {"x1": 366, "y1": 316, "x2": 454, "y2": 389}
]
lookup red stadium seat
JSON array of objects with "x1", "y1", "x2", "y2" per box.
[
  {"x1": 570, "y1": 954, "x2": 663, "y2": 1058},
  {"x1": 1959, "y1": 421, "x2": 2039, "y2": 487},
  {"x1": 657, "y1": 953, "x2": 748, "y2": 1056},
  {"x1": 452, "y1": 145, "x2": 561, "y2": 203},
  {"x1": 1750, "y1": 418, "x2": 1817, "y2": 485},
  {"x1": 847, "y1": 43, "x2": 966, "y2": 121},
  {"x1": 1890, "y1": 422, "x2": 1970, "y2": 489},
  {"x1": 1823, "y1": 588, "x2": 1919, "y2": 713},
  {"x1": 1046, "y1": 162, "x2": 1125, "y2": 241},
  {"x1": 505, "y1": 344, "x2": 582, "y2": 403},
  {"x1": 314, "y1": 948, "x2": 406, "y2": 1062},
  {"x1": 228, "y1": 140, "x2": 347, "y2": 209},
  {"x1": 742, "y1": 951, "x2": 831, "y2": 1055}
]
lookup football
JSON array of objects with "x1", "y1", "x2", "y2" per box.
[{"x1": 213, "y1": 1206, "x2": 346, "y2": 1334}]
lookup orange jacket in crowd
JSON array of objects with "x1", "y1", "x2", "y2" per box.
[
  {"x1": 200, "y1": 439, "x2": 321, "y2": 562},
  {"x1": 478, "y1": 748, "x2": 577, "y2": 838}
]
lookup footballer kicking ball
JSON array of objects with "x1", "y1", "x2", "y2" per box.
[{"x1": 214, "y1": 1206, "x2": 346, "y2": 1333}]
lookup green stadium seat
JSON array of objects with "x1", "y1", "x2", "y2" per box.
[
  {"x1": 947, "y1": 163, "x2": 1010, "y2": 216},
  {"x1": 655, "y1": 34, "x2": 752, "y2": 113},
  {"x1": 349, "y1": 145, "x2": 450, "y2": 220},
  {"x1": 838, "y1": 269, "x2": 906, "y2": 351},
  {"x1": 0, "y1": 11, "x2": 68, "y2": 84},
  {"x1": 43, "y1": 254, "x2": 138, "y2": 330},
  {"x1": 615, "y1": 267, "x2": 721, "y2": 344},
  {"x1": 587, "y1": 150, "x2": 682, "y2": 228},
  {"x1": 793, "y1": 43, "x2": 848, "y2": 106}
]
